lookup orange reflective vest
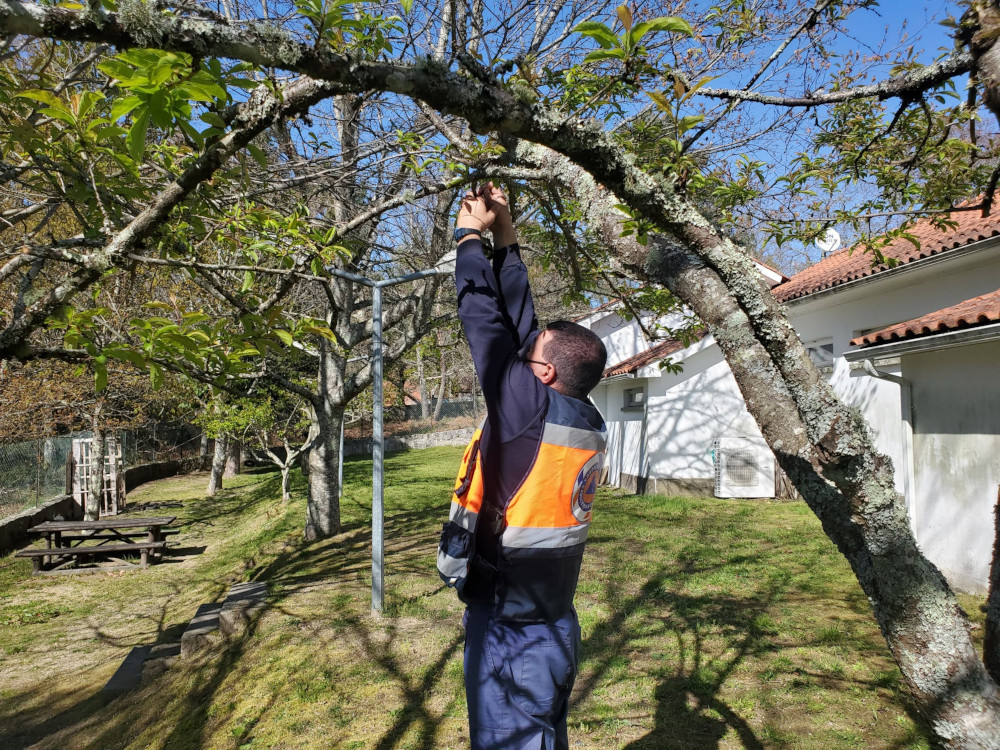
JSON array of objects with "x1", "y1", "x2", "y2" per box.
[{"x1": 437, "y1": 390, "x2": 605, "y2": 621}]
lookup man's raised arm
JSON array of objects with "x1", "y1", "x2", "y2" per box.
[
  {"x1": 484, "y1": 183, "x2": 538, "y2": 352},
  {"x1": 453, "y1": 190, "x2": 520, "y2": 403},
  {"x1": 453, "y1": 186, "x2": 543, "y2": 430}
]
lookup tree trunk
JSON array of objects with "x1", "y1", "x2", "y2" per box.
[
  {"x1": 432, "y1": 352, "x2": 447, "y2": 421},
  {"x1": 305, "y1": 403, "x2": 342, "y2": 540},
  {"x1": 417, "y1": 346, "x2": 429, "y2": 420},
  {"x1": 280, "y1": 465, "x2": 292, "y2": 503},
  {"x1": 85, "y1": 424, "x2": 105, "y2": 522},
  {"x1": 224, "y1": 439, "x2": 241, "y2": 478},
  {"x1": 207, "y1": 435, "x2": 227, "y2": 497},
  {"x1": 985, "y1": 486, "x2": 1000, "y2": 683},
  {"x1": 199, "y1": 432, "x2": 208, "y2": 457}
]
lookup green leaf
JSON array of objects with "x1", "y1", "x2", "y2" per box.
[
  {"x1": 247, "y1": 143, "x2": 269, "y2": 169},
  {"x1": 275, "y1": 330, "x2": 294, "y2": 346},
  {"x1": 682, "y1": 75, "x2": 715, "y2": 102},
  {"x1": 178, "y1": 81, "x2": 227, "y2": 103},
  {"x1": 616, "y1": 4, "x2": 632, "y2": 31},
  {"x1": 400, "y1": 0, "x2": 413, "y2": 13},
  {"x1": 104, "y1": 347, "x2": 146, "y2": 368},
  {"x1": 177, "y1": 119, "x2": 205, "y2": 147},
  {"x1": 147, "y1": 89, "x2": 171, "y2": 129},
  {"x1": 127, "y1": 109, "x2": 150, "y2": 162},
  {"x1": 629, "y1": 16, "x2": 693, "y2": 47},
  {"x1": 241, "y1": 271, "x2": 255, "y2": 292},
  {"x1": 200, "y1": 111, "x2": 227, "y2": 128},
  {"x1": 572, "y1": 21, "x2": 621, "y2": 49},
  {"x1": 182, "y1": 312, "x2": 211, "y2": 325},
  {"x1": 583, "y1": 49, "x2": 627, "y2": 63},
  {"x1": 110, "y1": 95, "x2": 142, "y2": 121},
  {"x1": 646, "y1": 90, "x2": 672, "y2": 111},
  {"x1": 676, "y1": 114, "x2": 705, "y2": 134},
  {"x1": 94, "y1": 361, "x2": 108, "y2": 392},
  {"x1": 15, "y1": 89, "x2": 62, "y2": 108},
  {"x1": 98, "y1": 59, "x2": 137, "y2": 82},
  {"x1": 76, "y1": 91, "x2": 103, "y2": 119},
  {"x1": 149, "y1": 361, "x2": 164, "y2": 389},
  {"x1": 150, "y1": 61, "x2": 175, "y2": 87},
  {"x1": 42, "y1": 108, "x2": 78, "y2": 126}
]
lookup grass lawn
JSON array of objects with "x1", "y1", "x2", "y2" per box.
[{"x1": 0, "y1": 446, "x2": 987, "y2": 749}]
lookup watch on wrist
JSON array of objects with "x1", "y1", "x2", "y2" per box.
[{"x1": 453, "y1": 227, "x2": 482, "y2": 243}]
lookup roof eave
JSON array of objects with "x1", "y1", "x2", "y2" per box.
[
  {"x1": 779, "y1": 234, "x2": 1000, "y2": 307},
  {"x1": 843, "y1": 321, "x2": 1000, "y2": 361}
]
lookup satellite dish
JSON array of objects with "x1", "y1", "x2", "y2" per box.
[{"x1": 816, "y1": 228, "x2": 841, "y2": 258}]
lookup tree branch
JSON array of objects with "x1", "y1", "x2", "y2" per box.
[
  {"x1": 698, "y1": 50, "x2": 974, "y2": 107},
  {"x1": 0, "y1": 73, "x2": 337, "y2": 360}
]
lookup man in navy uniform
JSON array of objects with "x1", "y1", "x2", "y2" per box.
[{"x1": 438, "y1": 183, "x2": 608, "y2": 749}]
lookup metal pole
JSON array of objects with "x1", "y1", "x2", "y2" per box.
[
  {"x1": 338, "y1": 417, "x2": 344, "y2": 501},
  {"x1": 325, "y1": 262, "x2": 451, "y2": 617},
  {"x1": 371, "y1": 283, "x2": 385, "y2": 614}
]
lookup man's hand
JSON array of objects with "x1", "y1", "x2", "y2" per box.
[
  {"x1": 457, "y1": 192, "x2": 495, "y2": 235},
  {"x1": 479, "y1": 182, "x2": 517, "y2": 248}
]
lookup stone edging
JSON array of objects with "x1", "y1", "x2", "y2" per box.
[{"x1": 342, "y1": 427, "x2": 475, "y2": 456}]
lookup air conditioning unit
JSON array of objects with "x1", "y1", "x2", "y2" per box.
[{"x1": 713, "y1": 437, "x2": 775, "y2": 499}]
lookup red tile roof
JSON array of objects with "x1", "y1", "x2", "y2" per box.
[
  {"x1": 604, "y1": 331, "x2": 706, "y2": 377},
  {"x1": 773, "y1": 207, "x2": 1000, "y2": 303},
  {"x1": 851, "y1": 287, "x2": 1000, "y2": 347}
]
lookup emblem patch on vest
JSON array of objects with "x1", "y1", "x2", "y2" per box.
[{"x1": 572, "y1": 454, "x2": 602, "y2": 523}]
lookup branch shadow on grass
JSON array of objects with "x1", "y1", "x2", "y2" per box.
[
  {"x1": 1, "y1": 458, "x2": 935, "y2": 749},
  {"x1": 572, "y1": 561, "x2": 769, "y2": 750}
]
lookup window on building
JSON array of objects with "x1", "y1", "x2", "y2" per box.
[
  {"x1": 806, "y1": 340, "x2": 835, "y2": 374},
  {"x1": 623, "y1": 386, "x2": 645, "y2": 410}
]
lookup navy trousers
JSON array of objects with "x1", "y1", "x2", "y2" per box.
[{"x1": 463, "y1": 605, "x2": 580, "y2": 750}]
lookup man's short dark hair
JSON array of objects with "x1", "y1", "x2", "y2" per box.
[{"x1": 544, "y1": 320, "x2": 607, "y2": 400}]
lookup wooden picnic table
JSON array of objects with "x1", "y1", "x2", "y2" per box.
[{"x1": 17, "y1": 516, "x2": 177, "y2": 575}]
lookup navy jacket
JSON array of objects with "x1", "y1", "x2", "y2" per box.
[{"x1": 454, "y1": 238, "x2": 550, "y2": 603}]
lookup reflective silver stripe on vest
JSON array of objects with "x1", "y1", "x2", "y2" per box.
[
  {"x1": 437, "y1": 549, "x2": 468, "y2": 582},
  {"x1": 449, "y1": 502, "x2": 478, "y2": 531},
  {"x1": 541, "y1": 422, "x2": 607, "y2": 452},
  {"x1": 501, "y1": 523, "x2": 590, "y2": 549}
]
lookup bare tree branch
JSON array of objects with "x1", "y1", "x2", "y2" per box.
[{"x1": 697, "y1": 49, "x2": 974, "y2": 107}]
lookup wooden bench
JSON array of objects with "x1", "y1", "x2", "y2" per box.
[
  {"x1": 21, "y1": 517, "x2": 176, "y2": 575},
  {"x1": 17, "y1": 541, "x2": 167, "y2": 574},
  {"x1": 57, "y1": 530, "x2": 180, "y2": 543}
]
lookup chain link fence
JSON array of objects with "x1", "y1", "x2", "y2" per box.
[
  {"x1": 119, "y1": 424, "x2": 203, "y2": 467},
  {"x1": 0, "y1": 436, "x2": 74, "y2": 520},
  {"x1": 402, "y1": 396, "x2": 481, "y2": 422},
  {"x1": 1, "y1": 424, "x2": 204, "y2": 522}
]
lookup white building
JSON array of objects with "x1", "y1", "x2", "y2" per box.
[{"x1": 585, "y1": 208, "x2": 1000, "y2": 593}]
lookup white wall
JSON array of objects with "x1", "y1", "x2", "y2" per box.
[
  {"x1": 590, "y1": 312, "x2": 647, "y2": 368},
  {"x1": 905, "y1": 341, "x2": 1000, "y2": 594},
  {"x1": 596, "y1": 344, "x2": 769, "y2": 491},
  {"x1": 598, "y1": 377, "x2": 646, "y2": 486},
  {"x1": 787, "y1": 243, "x2": 1000, "y2": 496},
  {"x1": 644, "y1": 346, "x2": 766, "y2": 481}
]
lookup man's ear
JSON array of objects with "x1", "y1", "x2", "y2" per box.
[{"x1": 538, "y1": 363, "x2": 557, "y2": 386}]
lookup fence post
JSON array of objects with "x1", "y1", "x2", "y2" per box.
[{"x1": 35, "y1": 439, "x2": 41, "y2": 507}]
